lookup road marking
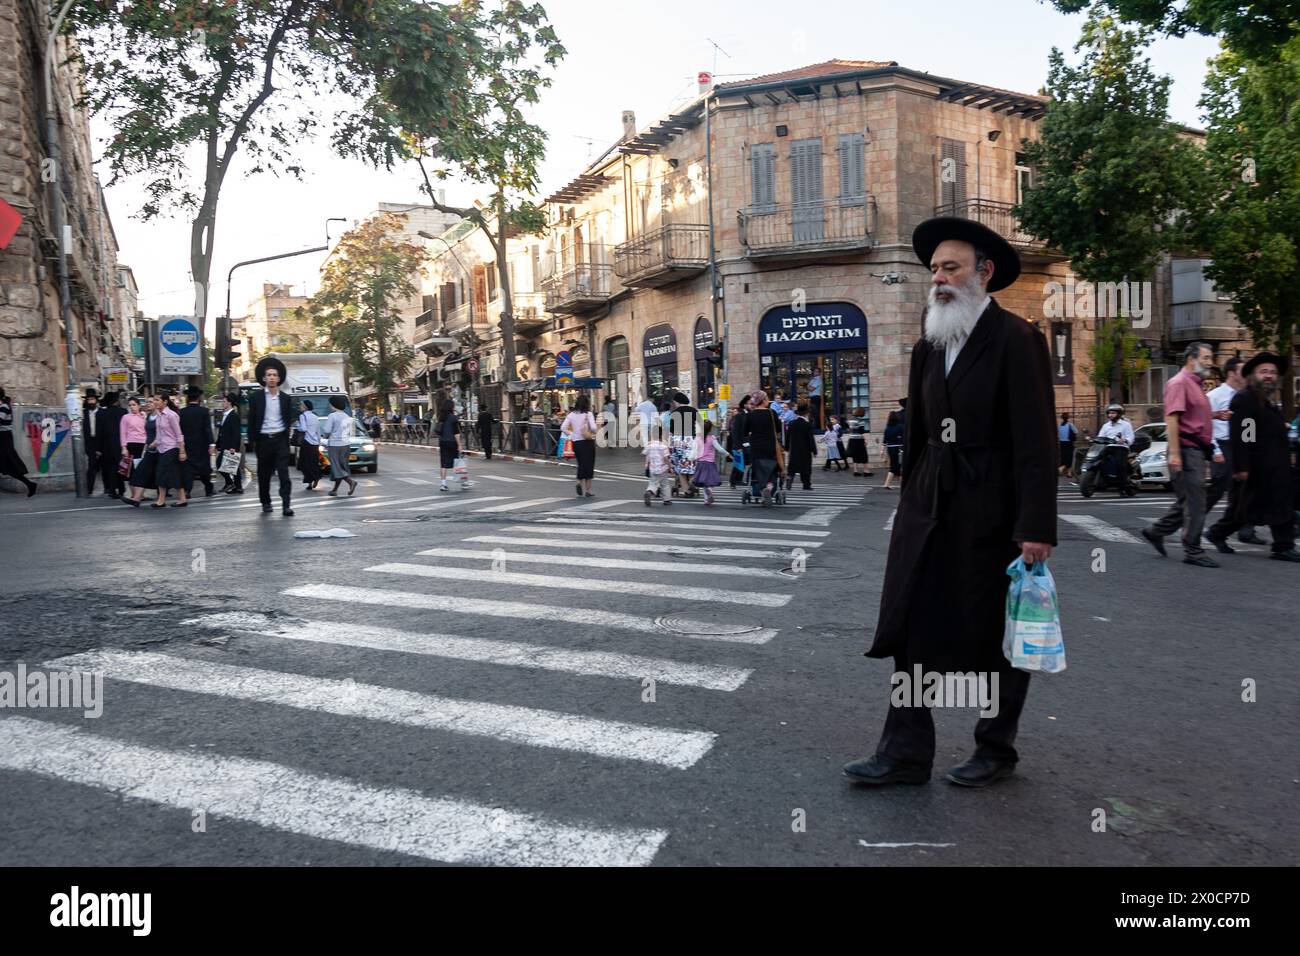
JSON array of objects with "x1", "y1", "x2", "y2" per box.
[
  {"x1": 466, "y1": 534, "x2": 801, "y2": 560},
  {"x1": 501, "y1": 524, "x2": 824, "y2": 549},
  {"x1": 473, "y1": 474, "x2": 525, "y2": 483},
  {"x1": 551, "y1": 499, "x2": 632, "y2": 512},
  {"x1": 393, "y1": 476, "x2": 435, "y2": 485},
  {"x1": 800, "y1": 506, "x2": 850, "y2": 526},
  {"x1": 540, "y1": 510, "x2": 835, "y2": 529},
  {"x1": 47, "y1": 650, "x2": 716, "y2": 770},
  {"x1": 532, "y1": 516, "x2": 829, "y2": 538},
  {"x1": 473, "y1": 497, "x2": 570, "y2": 513},
  {"x1": 353, "y1": 494, "x2": 505, "y2": 511},
  {"x1": 0, "y1": 716, "x2": 665, "y2": 866},
  {"x1": 184, "y1": 612, "x2": 752, "y2": 691},
  {"x1": 1059, "y1": 514, "x2": 1141, "y2": 543},
  {"x1": 857, "y1": 841, "x2": 956, "y2": 849},
  {"x1": 285, "y1": 583, "x2": 778, "y2": 644},
  {"x1": 415, "y1": 547, "x2": 791, "y2": 580},
  {"x1": 229, "y1": 494, "x2": 391, "y2": 509},
  {"x1": 368, "y1": 562, "x2": 792, "y2": 607},
  {"x1": 391, "y1": 495, "x2": 511, "y2": 512},
  {"x1": 884, "y1": 509, "x2": 896, "y2": 531}
]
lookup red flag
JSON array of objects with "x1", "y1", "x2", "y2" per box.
[{"x1": 0, "y1": 197, "x2": 21, "y2": 249}]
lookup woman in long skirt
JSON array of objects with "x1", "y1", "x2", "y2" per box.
[
  {"x1": 296, "y1": 399, "x2": 323, "y2": 490},
  {"x1": 122, "y1": 398, "x2": 160, "y2": 507},
  {"x1": 0, "y1": 387, "x2": 37, "y2": 496},
  {"x1": 845, "y1": 407, "x2": 873, "y2": 478},
  {"x1": 151, "y1": 394, "x2": 187, "y2": 508},
  {"x1": 323, "y1": 396, "x2": 357, "y2": 496},
  {"x1": 561, "y1": 394, "x2": 599, "y2": 497}
]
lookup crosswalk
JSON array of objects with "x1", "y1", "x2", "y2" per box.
[{"x1": 0, "y1": 499, "x2": 844, "y2": 865}]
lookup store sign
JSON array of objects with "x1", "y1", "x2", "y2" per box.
[
  {"x1": 758, "y1": 302, "x2": 868, "y2": 354},
  {"x1": 642, "y1": 324, "x2": 677, "y2": 365},
  {"x1": 693, "y1": 317, "x2": 714, "y2": 360},
  {"x1": 158, "y1": 317, "x2": 202, "y2": 374},
  {"x1": 105, "y1": 368, "x2": 131, "y2": 388}
]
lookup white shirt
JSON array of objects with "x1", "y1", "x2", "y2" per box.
[
  {"x1": 1098, "y1": 419, "x2": 1135, "y2": 445},
  {"x1": 635, "y1": 399, "x2": 659, "y2": 438},
  {"x1": 1207, "y1": 382, "x2": 1238, "y2": 452},
  {"x1": 262, "y1": 390, "x2": 284, "y2": 434},
  {"x1": 944, "y1": 296, "x2": 991, "y2": 375},
  {"x1": 323, "y1": 410, "x2": 353, "y2": 447},
  {"x1": 298, "y1": 409, "x2": 321, "y2": 444}
]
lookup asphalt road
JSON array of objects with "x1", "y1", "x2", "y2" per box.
[{"x1": 0, "y1": 445, "x2": 1295, "y2": 866}]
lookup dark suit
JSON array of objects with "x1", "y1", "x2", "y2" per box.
[
  {"x1": 476, "y1": 410, "x2": 494, "y2": 459},
  {"x1": 869, "y1": 299, "x2": 1056, "y2": 768},
  {"x1": 96, "y1": 405, "x2": 128, "y2": 496},
  {"x1": 214, "y1": 407, "x2": 243, "y2": 490},
  {"x1": 83, "y1": 402, "x2": 101, "y2": 493},
  {"x1": 1209, "y1": 387, "x2": 1295, "y2": 552},
  {"x1": 782, "y1": 417, "x2": 817, "y2": 489},
  {"x1": 179, "y1": 404, "x2": 215, "y2": 494},
  {"x1": 247, "y1": 390, "x2": 295, "y2": 510}
]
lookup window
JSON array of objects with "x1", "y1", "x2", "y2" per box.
[
  {"x1": 791, "y1": 138, "x2": 824, "y2": 242},
  {"x1": 838, "y1": 133, "x2": 865, "y2": 205},
  {"x1": 750, "y1": 143, "x2": 776, "y2": 212},
  {"x1": 939, "y1": 138, "x2": 968, "y2": 209},
  {"x1": 487, "y1": 265, "x2": 497, "y2": 301},
  {"x1": 1016, "y1": 152, "x2": 1033, "y2": 205},
  {"x1": 1129, "y1": 364, "x2": 1177, "y2": 406},
  {"x1": 604, "y1": 336, "x2": 630, "y2": 375}
]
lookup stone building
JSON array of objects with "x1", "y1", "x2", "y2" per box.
[
  {"x1": 231, "y1": 282, "x2": 313, "y2": 381},
  {"x1": 0, "y1": 0, "x2": 129, "y2": 406}
]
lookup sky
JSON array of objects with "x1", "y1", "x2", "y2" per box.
[{"x1": 93, "y1": 0, "x2": 1223, "y2": 331}]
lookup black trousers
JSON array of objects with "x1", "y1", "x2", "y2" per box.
[
  {"x1": 255, "y1": 433, "x2": 292, "y2": 509},
  {"x1": 85, "y1": 448, "x2": 100, "y2": 494},
  {"x1": 479, "y1": 427, "x2": 493, "y2": 459},
  {"x1": 875, "y1": 652, "x2": 1032, "y2": 768},
  {"x1": 99, "y1": 448, "x2": 124, "y2": 496},
  {"x1": 785, "y1": 460, "x2": 812, "y2": 489},
  {"x1": 1209, "y1": 483, "x2": 1296, "y2": 553}
]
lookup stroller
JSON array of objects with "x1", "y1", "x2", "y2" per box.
[{"x1": 737, "y1": 445, "x2": 787, "y2": 506}]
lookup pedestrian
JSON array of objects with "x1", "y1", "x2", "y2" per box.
[
  {"x1": 844, "y1": 215, "x2": 1056, "y2": 789},
  {"x1": 0, "y1": 386, "x2": 37, "y2": 496},
  {"x1": 82, "y1": 388, "x2": 101, "y2": 495},
  {"x1": 96, "y1": 391, "x2": 128, "y2": 498},
  {"x1": 547, "y1": 406, "x2": 564, "y2": 457},
  {"x1": 690, "y1": 419, "x2": 729, "y2": 505},
  {"x1": 562, "y1": 394, "x2": 599, "y2": 497},
  {"x1": 179, "y1": 386, "x2": 216, "y2": 499},
  {"x1": 726, "y1": 393, "x2": 752, "y2": 488},
  {"x1": 783, "y1": 403, "x2": 818, "y2": 490},
  {"x1": 1057, "y1": 412, "x2": 1077, "y2": 478},
  {"x1": 121, "y1": 396, "x2": 160, "y2": 508},
  {"x1": 881, "y1": 411, "x2": 904, "y2": 490},
  {"x1": 247, "y1": 356, "x2": 295, "y2": 516},
  {"x1": 634, "y1": 392, "x2": 659, "y2": 448},
  {"x1": 741, "y1": 390, "x2": 784, "y2": 507},
  {"x1": 151, "y1": 393, "x2": 187, "y2": 508},
  {"x1": 667, "y1": 392, "x2": 698, "y2": 497},
  {"x1": 435, "y1": 399, "x2": 461, "y2": 492},
  {"x1": 643, "y1": 430, "x2": 674, "y2": 506},
  {"x1": 845, "y1": 407, "x2": 873, "y2": 478},
  {"x1": 1205, "y1": 353, "x2": 1300, "y2": 561},
  {"x1": 214, "y1": 392, "x2": 243, "y2": 494},
  {"x1": 1204, "y1": 357, "x2": 1260, "y2": 544},
  {"x1": 1141, "y1": 343, "x2": 1218, "y2": 567},
  {"x1": 477, "y1": 405, "x2": 495, "y2": 459},
  {"x1": 296, "y1": 399, "x2": 323, "y2": 491},
  {"x1": 821, "y1": 415, "x2": 846, "y2": 471},
  {"x1": 322, "y1": 395, "x2": 358, "y2": 497},
  {"x1": 808, "y1": 370, "x2": 824, "y2": 429}
]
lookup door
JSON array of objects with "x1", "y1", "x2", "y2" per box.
[{"x1": 791, "y1": 139, "x2": 824, "y2": 243}]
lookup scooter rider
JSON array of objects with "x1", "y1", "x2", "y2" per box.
[{"x1": 1096, "y1": 403, "x2": 1134, "y2": 482}]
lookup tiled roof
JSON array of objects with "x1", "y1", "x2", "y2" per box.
[{"x1": 717, "y1": 59, "x2": 898, "y2": 89}]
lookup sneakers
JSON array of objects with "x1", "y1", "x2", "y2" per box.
[{"x1": 440, "y1": 482, "x2": 449, "y2": 492}]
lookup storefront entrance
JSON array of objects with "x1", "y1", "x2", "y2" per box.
[
  {"x1": 757, "y1": 302, "x2": 870, "y2": 429},
  {"x1": 641, "y1": 323, "x2": 678, "y2": 407}
]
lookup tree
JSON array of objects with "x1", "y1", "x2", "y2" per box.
[
  {"x1": 341, "y1": 1, "x2": 565, "y2": 415},
  {"x1": 68, "y1": 0, "x2": 493, "y2": 351},
  {"x1": 1016, "y1": 11, "x2": 1202, "y2": 403},
  {"x1": 303, "y1": 212, "x2": 423, "y2": 407},
  {"x1": 1082, "y1": 317, "x2": 1151, "y2": 398},
  {"x1": 1193, "y1": 36, "x2": 1300, "y2": 415},
  {"x1": 1045, "y1": 1, "x2": 1300, "y2": 61}
]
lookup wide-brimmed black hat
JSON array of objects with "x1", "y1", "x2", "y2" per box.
[
  {"x1": 185, "y1": 385, "x2": 204, "y2": 401},
  {"x1": 1241, "y1": 351, "x2": 1289, "y2": 378},
  {"x1": 254, "y1": 356, "x2": 288, "y2": 385},
  {"x1": 912, "y1": 217, "x2": 1021, "y2": 292},
  {"x1": 84, "y1": 387, "x2": 100, "y2": 398}
]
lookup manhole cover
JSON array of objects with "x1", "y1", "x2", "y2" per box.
[
  {"x1": 655, "y1": 616, "x2": 764, "y2": 637},
  {"x1": 361, "y1": 514, "x2": 431, "y2": 523},
  {"x1": 779, "y1": 566, "x2": 861, "y2": 580}
]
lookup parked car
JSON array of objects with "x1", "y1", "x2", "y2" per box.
[
  {"x1": 346, "y1": 417, "x2": 379, "y2": 474},
  {"x1": 1134, "y1": 422, "x2": 1171, "y2": 490}
]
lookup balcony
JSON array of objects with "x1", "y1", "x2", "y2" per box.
[
  {"x1": 1170, "y1": 301, "x2": 1243, "y2": 342},
  {"x1": 542, "y1": 262, "x2": 616, "y2": 315},
  {"x1": 613, "y1": 223, "x2": 709, "y2": 288},
  {"x1": 934, "y1": 199, "x2": 1047, "y2": 250},
  {"x1": 444, "y1": 301, "x2": 477, "y2": 334},
  {"x1": 739, "y1": 198, "x2": 876, "y2": 258},
  {"x1": 504, "y1": 292, "x2": 549, "y2": 331}
]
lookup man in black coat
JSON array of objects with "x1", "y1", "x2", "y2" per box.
[
  {"x1": 95, "y1": 391, "x2": 128, "y2": 498},
  {"x1": 246, "y1": 357, "x2": 295, "y2": 515},
  {"x1": 214, "y1": 391, "x2": 244, "y2": 493},
  {"x1": 477, "y1": 406, "x2": 495, "y2": 459},
  {"x1": 782, "y1": 403, "x2": 818, "y2": 490},
  {"x1": 179, "y1": 385, "x2": 216, "y2": 498},
  {"x1": 1206, "y1": 353, "x2": 1300, "y2": 561},
  {"x1": 845, "y1": 217, "x2": 1057, "y2": 789},
  {"x1": 82, "y1": 388, "x2": 101, "y2": 494}
]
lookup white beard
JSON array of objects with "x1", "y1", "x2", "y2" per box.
[{"x1": 924, "y1": 275, "x2": 987, "y2": 351}]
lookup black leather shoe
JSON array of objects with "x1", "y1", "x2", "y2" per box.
[
  {"x1": 1269, "y1": 549, "x2": 1300, "y2": 562},
  {"x1": 1183, "y1": 554, "x2": 1219, "y2": 568},
  {"x1": 1140, "y1": 527, "x2": 1166, "y2": 557},
  {"x1": 1205, "y1": 532, "x2": 1235, "y2": 554},
  {"x1": 945, "y1": 756, "x2": 1016, "y2": 788},
  {"x1": 1237, "y1": 530, "x2": 1264, "y2": 544},
  {"x1": 843, "y1": 754, "x2": 930, "y2": 786},
  {"x1": 282, "y1": 507, "x2": 295, "y2": 517},
  {"x1": 262, "y1": 505, "x2": 273, "y2": 514}
]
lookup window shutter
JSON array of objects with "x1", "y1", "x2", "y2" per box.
[
  {"x1": 839, "y1": 133, "x2": 865, "y2": 204},
  {"x1": 939, "y1": 138, "x2": 967, "y2": 209},
  {"x1": 791, "y1": 138, "x2": 823, "y2": 205},
  {"x1": 751, "y1": 143, "x2": 775, "y2": 211}
]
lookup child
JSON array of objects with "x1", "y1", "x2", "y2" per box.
[
  {"x1": 643, "y1": 433, "x2": 674, "y2": 506},
  {"x1": 821, "y1": 416, "x2": 845, "y2": 471},
  {"x1": 690, "y1": 420, "x2": 730, "y2": 505}
]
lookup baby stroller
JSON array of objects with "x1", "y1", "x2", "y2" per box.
[{"x1": 737, "y1": 445, "x2": 787, "y2": 506}]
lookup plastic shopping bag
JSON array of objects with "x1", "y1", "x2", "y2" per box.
[
  {"x1": 453, "y1": 457, "x2": 469, "y2": 487},
  {"x1": 556, "y1": 433, "x2": 567, "y2": 458},
  {"x1": 1002, "y1": 557, "x2": 1066, "y2": 673}
]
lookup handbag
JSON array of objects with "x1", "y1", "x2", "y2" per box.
[
  {"x1": 117, "y1": 451, "x2": 132, "y2": 478},
  {"x1": 771, "y1": 410, "x2": 786, "y2": 472}
]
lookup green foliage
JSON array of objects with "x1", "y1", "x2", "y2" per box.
[
  {"x1": 1045, "y1": 1, "x2": 1300, "y2": 62},
  {"x1": 304, "y1": 213, "x2": 423, "y2": 396},
  {"x1": 1083, "y1": 317, "x2": 1151, "y2": 393}
]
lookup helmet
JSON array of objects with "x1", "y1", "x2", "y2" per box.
[{"x1": 1106, "y1": 403, "x2": 1124, "y2": 415}]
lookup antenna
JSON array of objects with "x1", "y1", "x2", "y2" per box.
[{"x1": 705, "y1": 37, "x2": 731, "y2": 76}]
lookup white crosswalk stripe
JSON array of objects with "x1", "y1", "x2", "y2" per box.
[
  {"x1": 540, "y1": 508, "x2": 836, "y2": 529},
  {"x1": 532, "y1": 516, "x2": 829, "y2": 538},
  {"x1": 393, "y1": 476, "x2": 436, "y2": 485},
  {"x1": 501, "y1": 524, "x2": 824, "y2": 548},
  {"x1": 1059, "y1": 513, "x2": 1142, "y2": 543},
  {"x1": 466, "y1": 534, "x2": 799, "y2": 560},
  {"x1": 473, "y1": 474, "x2": 526, "y2": 483},
  {"x1": 415, "y1": 546, "x2": 792, "y2": 580},
  {"x1": 472, "y1": 497, "x2": 571, "y2": 513},
  {"x1": 0, "y1": 717, "x2": 665, "y2": 866}
]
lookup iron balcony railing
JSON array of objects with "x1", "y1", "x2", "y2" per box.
[
  {"x1": 497, "y1": 292, "x2": 548, "y2": 330},
  {"x1": 613, "y1": 223, "x2": 709, "y2": 287},
  {"x1": 542, "y1": 262, "x2": 616, "y2": 314},
  {"x1": 934, "y1": 198, "x2": 1046, "y2": 249},
  {"x1": 738, "y1": 197, "x2": 876, "y2": 256},
  {"x1": 444, "y1": 301, "x2": 477, "y2": 333}
]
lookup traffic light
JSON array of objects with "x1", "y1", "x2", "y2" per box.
[
  {"x1": 704, "y1": 340, "x2": 724, "y2": 367},
  {"x1": 214, "y1": 314, "x2": 241, "y2": 369}
]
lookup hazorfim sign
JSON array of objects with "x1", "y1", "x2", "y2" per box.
[
  {"x1": 642, "y1": 324, "x2": 677, "y2": 365},
  {"x1": 758, "y1": 302, "x2": 868, "y2": 354}
]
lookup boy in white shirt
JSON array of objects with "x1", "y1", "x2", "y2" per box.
[{"x1": 643, "y1": 434, "x2": 674, "y2": 506}]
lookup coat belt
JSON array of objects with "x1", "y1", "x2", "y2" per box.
[{"x1": 926, "y1": 437, "x2": 982, "y2": 495}]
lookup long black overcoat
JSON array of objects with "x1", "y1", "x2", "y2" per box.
[
  {"x1": 869, "y1": 300, "x2": 1057, "y2": 673},
  {"x1": 1228, "y1": 387, "x2": 1293, "y2": 526}
]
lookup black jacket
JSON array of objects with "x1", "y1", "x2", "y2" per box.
[
  {"x1": 1229, "y1": 387, "x2": 1292, "y2": 525},
  {"x1": 96, "y1": 406, "x2": 127, "y2": 459},
  {"x1": 215, "y1": 408, "x2": 242, "y2": 452},
  {"x1": 783, "y1": 417, "x2": 818, "y2": 471},
  {"x1": 179, "y1": 404, "x2": 214, "y2": 458},
  {"x1": 742, "y1": 407, "x2": 781, "y2": 459},
  {"x1": 476, "y1": 410, "x2": 494, "y2": 433},
  {"x1": 246, "y1": 390, "x2": 294, "y2": 440}
]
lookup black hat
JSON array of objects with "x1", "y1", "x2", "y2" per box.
[
  {"x1": 185, "y1": 385, "x2": 204, "y2": 401},
  {"x1": 912, "y1": 217, "x2": 1021, "y2": 292},
  {"x1": 84, "y1": 387, "x2": 99, "y2": 398},
  {"x1": 255, "y1": 356, "x2": 288, "y2": 385},
  {"x1": 1241, "y1": 351, "x2": 1289, "y2": 378}
]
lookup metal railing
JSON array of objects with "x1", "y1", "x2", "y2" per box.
[
  {"x1": 613, "y1": 223, "x2": 709, "y2": 286},
  {"x1": 934, "y1": 198, "x2": 1046, "y2": 249},
  {"x1": 542, "y1": 262, "x2": 616, "y2": 313},
  {"x1": 445, "y1": 301, "x2": 477, "y2": 332},
  {"x1": 739, "y1": 197, "x2": 876, "y2": 255}
]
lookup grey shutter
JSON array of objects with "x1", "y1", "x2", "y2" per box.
[
  {"x1": 751, "y1": 143, "x2": 776, "y2": 212},
  {"x1": 939, "y1": 138, "x2": 967, "y2": 210},
  {"x1": 838, "y1": 133, "x2": 865, "y2": 204},
  {"x1": 791, "y1": 138, "x2": 824, "y2": 242}
]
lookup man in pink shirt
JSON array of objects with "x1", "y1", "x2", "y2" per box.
[{"x1": 1142, "y1": 342, "x2": 1218, "y2": 566}]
